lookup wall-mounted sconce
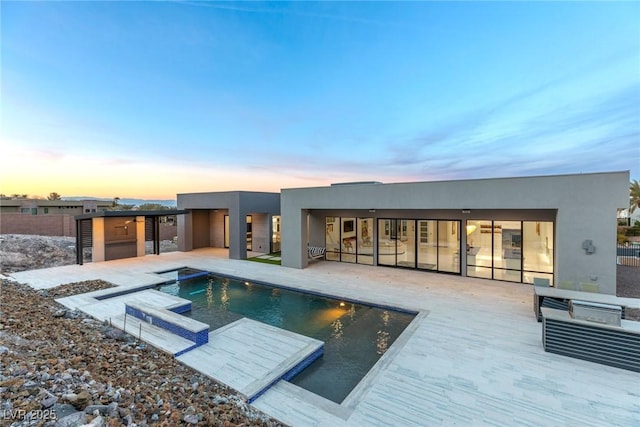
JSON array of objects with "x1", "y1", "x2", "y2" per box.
[{"x1": 582, "y1": 240, "x2": 595, "y2": 254}]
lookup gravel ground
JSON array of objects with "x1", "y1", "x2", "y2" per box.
[
  {"x1": 0, "y1": 279, "x2": 284, "y2": 427},
  {"x1": 616, "y1": 265, "x2": 640, "y2": 298},
  {"x1": 616, "y1": 265, "x2": 640, "y2": 320}
]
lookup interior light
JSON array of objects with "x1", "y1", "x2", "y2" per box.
[
  {"x1": 339, "y1": 302, "x2": 345, "y2": 307},
  {"x1": 466, "y1": 224, "x2": 477, "y2": 235}
]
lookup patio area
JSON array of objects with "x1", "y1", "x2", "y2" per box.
[{"x1": 9, "y1": 248, "x2": 640, "y2": 426}]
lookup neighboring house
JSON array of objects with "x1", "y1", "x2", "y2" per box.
[
  {"x1": 618, "y1": 207, "x2": 640, "y2": 225},
  {"x1": 0, "y1": 198, "x2": 114, "y2": 236},
  {"x1": 0, "y1": 198, "x2": 113, "y2": 215}
]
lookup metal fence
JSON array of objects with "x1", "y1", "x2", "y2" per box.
[{"x1": 617, "y1": 244, "x2": 640, "y2": 267}]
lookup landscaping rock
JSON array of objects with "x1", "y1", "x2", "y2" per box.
[
  {"x1": 54, "y1": 411, "x2": 87, "y2": 427},
  {"x1": 0, "y1": 278, "x2": 283, "y2": 427}
]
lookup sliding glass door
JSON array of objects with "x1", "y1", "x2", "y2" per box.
[
  {"x1": 377, "y1": 219, "x2": 396, "y2": 266},
  {"x1": 378, "y1": 218, "x2": 460, "y2": 273},
  {"x1": 326, "y1": 216, "x2": 374, "y2": 264},
  {"x1": 438, "y1": 221, "x2": 460, "y2": 273},
  {"x1": 417, "y1": 220, "x2": 437, "y2": 270},
  {"x1": 466, "y1": 219, "x2": 554, "y2": 283}
]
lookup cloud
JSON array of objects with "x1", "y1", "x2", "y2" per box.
[
  {"x1": 172, "y1": 1, "x2": 411, "y2": 29},
  {"x1": 374, "y1": 78, "x2": 640, "y2": 178}
]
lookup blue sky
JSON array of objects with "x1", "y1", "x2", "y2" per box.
[{"x1": 1, "y1": 1, "x2": 639, "y2": 199}]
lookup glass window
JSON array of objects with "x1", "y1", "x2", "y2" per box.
[
  {"x1": 271, "y1": 216, "x2": 281, "y2": 252},
  {"x1": 397, "y1": 220, "x2": 416, "y2": 268},
  {"x1": 341, "y1": 218, "x2": 356, "y2": 263},
  {"x1": 378, "y1": 219, "x2": 396, "y2": 266},
  {"x1": 357, "y1": 218, "x2": 374, "y2": 265},
  {"x1": 325, "y1": 217, "x2": 340, "y2": 261},
  {"x1": 493, "y1": 221, "x2": 522, "y2": 283},
  {"x1": 466, "y1": 220, "x2": 492, "y2": 277},
  {"x1": 467, "y1": 265, "x2": 492, "y2": 279},
  {"x1": 246, "y1": 215, "x2": 252, "y2": 251},
  {"x1": 523, "y1": 221, "x2": 554, "y2": 274},
  {"x1": 224, "y1": 215, "x2": 230, "y2": 248},
  {"x1": 417, "y1": 220, "x2": 437, "y2": 270},
  {"x1": 494, "y1": 221, "x2": 521, "y2": 270},
  {"x1": 466, "y1": 219, "x2": 553, "y2": 284},
  {"x1": 438, "y1": 221, "x2": 460, "y2": 273}
]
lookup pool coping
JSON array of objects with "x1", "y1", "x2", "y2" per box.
[{"x1": 341, "y1": 310, "x2": 429, "y2": 409}]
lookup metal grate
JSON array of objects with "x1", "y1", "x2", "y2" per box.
[
  {"x1": 543, "y1": 317, "x2": 640, "y2": 372},
  {"x1": 145, "y1": 217, "x2": 154, "y2": 241},
  {"x1": 80, "y1": 219, "x2": 92, "y2": 246},
  {"x1": 617, "y1": 244, "x2": 640, "y2": 267},
  {"x1": 541, "y1": 297, "x2": 569, "y2": 311}
]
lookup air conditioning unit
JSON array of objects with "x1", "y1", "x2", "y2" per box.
[{"x1": 569, "y1": 300, "x2": 622, "y2": 326}]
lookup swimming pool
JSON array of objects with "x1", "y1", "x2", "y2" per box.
[{"x1": 156, "y1": 270, "x2": 416, "y2": 403}]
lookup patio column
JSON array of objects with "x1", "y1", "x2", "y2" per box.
[{"x1": 92, "y1": 217, "x2": 105, "y2": 262}]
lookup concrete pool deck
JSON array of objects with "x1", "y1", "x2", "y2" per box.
[{"x1": 8, "y1": 248, "x2": 640, "y2": 426}]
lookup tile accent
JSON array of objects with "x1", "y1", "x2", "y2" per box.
[
  {"x1": 169, "y1": 302, "x2": 192, "y2": 314},
  {"x1": 125, "y1": 303, "x2": 209, "y2": 346}
]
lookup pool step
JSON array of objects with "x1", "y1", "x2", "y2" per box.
[
  {"x1": 109, "y1": 313, "x2": 199, "y2": 356},
  {"x1": 125, "y1": 302, "x2": 210, "y2": 355},
  {"x1": 176, "y1": 318, "x2": 324, "y2": 403}
]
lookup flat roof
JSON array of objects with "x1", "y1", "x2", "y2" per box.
[
  {"x1": 282, "y1": 170, "x2": 630, "y2": 192},
  {"x1": 75, "y1": 209, "x2": 188, "y2": 220}
]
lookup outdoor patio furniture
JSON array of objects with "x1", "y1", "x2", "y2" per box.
[
  {"x1": 533, "y1": 277, "x2": 551, "y2": 287},
  {"x1": 308, "y1": 246, "x2": 326, "y2": 260}
]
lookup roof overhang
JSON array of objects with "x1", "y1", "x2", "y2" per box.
[{"x1": 74, "y1": 209, "x2": 188, "y2": 220}]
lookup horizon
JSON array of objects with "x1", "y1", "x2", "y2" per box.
[{"x1": 1, "y1": 1, "x2": 639, "y2": 199}]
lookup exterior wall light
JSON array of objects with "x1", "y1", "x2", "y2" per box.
[{"x1": 582, "y1": 240, "x2": 595, "y2": 254}]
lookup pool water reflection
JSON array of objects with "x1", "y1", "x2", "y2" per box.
[{"x1": 157, "y1": 273, "x2": 416, "y2": 403}]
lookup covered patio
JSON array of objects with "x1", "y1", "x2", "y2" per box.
[{"x1": 75, "y1": 210, "x2": 187, "y2": 265}]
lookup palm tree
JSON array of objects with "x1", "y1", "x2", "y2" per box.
[
  {"x1": 630, "y1": 180, "x2": 640, "y2": 214},
  {"x1": 47, "y1": 192, "x2": 62, "y2": 200}
]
